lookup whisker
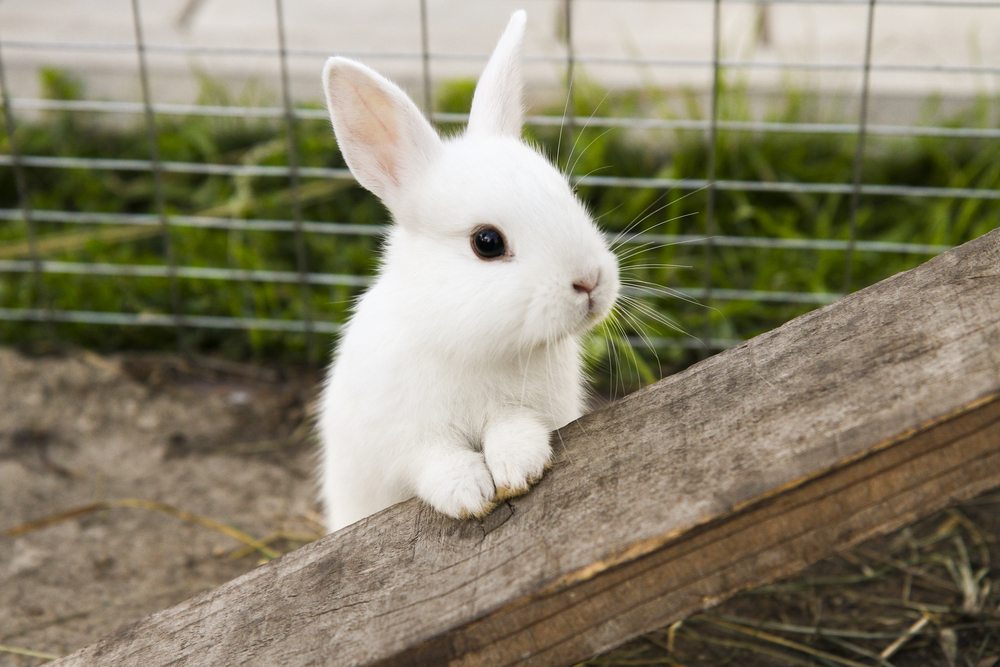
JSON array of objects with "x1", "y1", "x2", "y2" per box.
[
  {"x1": 568, "y1": 127, "x2": 615, "y2": 180},
  {"x1": 611, "y1": 211, "x2": 700, "y2": 251},
  {"x1": 664, "y1": 182, "x2": 712, "y2": 206},
  {"x1": 593, "y1": 201, "x2": 624, "y2": 225},
  {"x1": 609, "y1": 184, "x2": 711, "y2": 248},
  {"x1": 619, "y1": 191, "x2": 668, "y2": 236},
  {"x1": 607, "y1": 187, "x2": 679, "y2": 247},
  {"x1": 575, "y1": 164, "x2": 613, "y2": 182},
  {"x1": 619, "y1": 263, "x2": 692, "y2": 272},
  {"x1": 597, "y1": 315, "x2": 619, "y2": 400},
  {"x1": 620, "y1": 296, "x2": 701, "y2": 342},
  {"x1": 614, "y1": 239, "x2": 661, "y2": 257},
  {"x1": 619, "y1": 295, "x2": 683, "y2": 331},
  {"x1": 623, "y1": 280, "x2": 695, "y2": 296},
  {"x1": 621, "y1": 278, "x2": 724, "y2": 315},
  {"x1": 622, "y1": 277, "x2": 696, "y2": 292},
  {"x1": 615, "y1": 242, "x2": 669, "y2": 263},
  {"x1": 610, "y1": 196, "x2": 670, "y2": 248},
  {"x1": 617, "y1": 306, "x2": 662, "y2": 384},
  {"x1": 615, "y1": 237, "x2": 709, "y2": 262},
  {"x1": 612, "y1": 212, "x2": 701, "y2": 250},
  {"x1": 565, "y1": 89, "x2": 612, "y2": 176},
  {"x1": 624, "y1": 284, "x2": 712, "y2": 311},
  {"x1": 606, "y1": 313, "x2": 628, "y2": 400},
  {"x1": 623, "y1": 281, "x2": 695, "y2": 296},
  {"x1": 611, "y1": 314, "x2": 641, "y2": 393}
]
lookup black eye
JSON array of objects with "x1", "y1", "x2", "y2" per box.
[{"x1": 471, "y1": 226, "x2": 506, "y2": 260}]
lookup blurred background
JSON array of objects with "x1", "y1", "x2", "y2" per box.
[{"x1": 1, "y1": 0, "x2": 998, "y2": 390}]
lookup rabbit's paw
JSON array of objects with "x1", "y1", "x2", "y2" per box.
[
  {"x1": 416, "y1": 447, "x2": 497, "y2": 520},
  {"x1": 484, "y1": 413, "x2": 552, "y2": 501}
]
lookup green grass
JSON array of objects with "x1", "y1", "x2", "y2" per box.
[{"x1": 1, "y1": 68, "x2": 998, "y2": 385}]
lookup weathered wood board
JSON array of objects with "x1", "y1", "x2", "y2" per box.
[{"x1": 50, "y1": 228, "x2": 1000, "y2": 667}]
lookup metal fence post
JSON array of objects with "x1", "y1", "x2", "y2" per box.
[
  {"x1": 0, "y1": 34, "x2": 51, "y2": 337},
  {"x1": 844, "y1": 0, "x2": 877, "y2": 293},
  {"x1": 131, "y1": 0, "x2": 184, "y2": 345},
  {"x1": 701, "y1": 0, "x2": 722, "y2": 350},
  {"x1": 562, "y1": 0, "x2": 576, "y2": 173},
  {"x1": 419, "y1": 0, "x2": 433, "y2": 116},
  {"x1": 275, "y1": 0, "x2": 316, "y2": 362}
]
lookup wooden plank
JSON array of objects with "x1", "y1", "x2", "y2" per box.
[
  {"x1": 438, "y1": 394, "x2": 1000, "y2": 667},
  {"x1": 50, "y1": 228, "x2": 1000, "y2": 667}
]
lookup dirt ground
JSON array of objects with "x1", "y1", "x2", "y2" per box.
[
  {"x1": 0, "y1": 346, "x2": 323, "y2": 665},
  {"x1": 585, "y1": 499, "x2": 1000, "y2": 667},
  {"x1": 1, "y1": 346, "x2": 997, "y2": 666}
]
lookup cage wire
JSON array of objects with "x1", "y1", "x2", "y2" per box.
[{"x1": 0, "y1": 0, "x2": 998, "y2": 366}]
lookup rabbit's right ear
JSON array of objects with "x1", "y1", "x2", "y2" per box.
[{"x1": 323, "y1": 57, "x2": 442, "y2": 208}]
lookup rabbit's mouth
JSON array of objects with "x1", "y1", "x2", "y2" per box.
[
  {"x1": 573, "y1": 282, "x2": 596, "y2": 312},
  {"x1": 572, "y1": 266, "x2": 617, "y2": 323},
  {"x1": 584, "y1": 303, "x2": 610, "y2": 326},
  {"x1": 577, "y1": 291, "x2": 616, "y2": 331},
  {"x1": 579, "y1": 277, "x2": 618, "y2": 326}
]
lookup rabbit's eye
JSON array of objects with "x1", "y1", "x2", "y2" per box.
[{"x1": 471, "y1": 226, "x2": 506, "y2": 260}]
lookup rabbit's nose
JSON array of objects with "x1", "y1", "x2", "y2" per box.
[{"x1": 573, "y1": 268, "x2": 600, "y2": 295}]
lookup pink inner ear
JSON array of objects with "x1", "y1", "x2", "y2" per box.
[
  {"x1": 351, "y1": 84, "x2": 403, "y2": 187},
  {"x1": 354, "y1": 84, "x2": 399, "y2": 145}
]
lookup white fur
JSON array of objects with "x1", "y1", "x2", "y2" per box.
[{"x1": 318, "y1": 10, "x2": 620, "y2": 532}]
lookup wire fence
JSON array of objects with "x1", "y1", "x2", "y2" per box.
[{"x1": 0, "y1": 0, "x2": 998, "y2": 363}]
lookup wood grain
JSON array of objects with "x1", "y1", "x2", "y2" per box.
[{"x1": 50, "y1": 228, "x2": 1000, "y2": 667}]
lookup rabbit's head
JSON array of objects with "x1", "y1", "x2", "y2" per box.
[{"x1": 323, "y1": 10, "x2": 619, "y2": 360}]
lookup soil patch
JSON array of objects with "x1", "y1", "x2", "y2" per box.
[{"x1": 0, "y1": 347, "x2": 322, "y2": 665}]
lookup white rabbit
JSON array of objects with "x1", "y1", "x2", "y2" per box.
[{"x1": 317, "y1": 10, "x2": 620, "y2": 532}]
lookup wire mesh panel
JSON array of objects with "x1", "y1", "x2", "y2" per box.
[{"x1": 0, "y1": 0, "x2": 997, "y2": 379}]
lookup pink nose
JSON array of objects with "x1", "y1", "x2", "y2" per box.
[{"x1": 573, "y1": 281, "x2": 595, "y2": 295}]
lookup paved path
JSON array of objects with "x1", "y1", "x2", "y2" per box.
[{"x1": 1, "y1": 0, "x2": 998, "y2": 113}]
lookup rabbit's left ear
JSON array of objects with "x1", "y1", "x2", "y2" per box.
[
  {"x1": 467, "y1": 10, "x2": 526, "y2": 138},
  {"x1": 323, "y1": 57, "x2": 441, "y2": 210}
]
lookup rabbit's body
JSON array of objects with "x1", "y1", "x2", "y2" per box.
[
  {"x1": 319, "y1": 290, "x2": 582, "y2": 529},
  {"x1": 318, "y1": 11, "x2": 619, "y2": 532}
]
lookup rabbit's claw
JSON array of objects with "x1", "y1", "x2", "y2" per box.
[{"x1": 484, "y1": 413, "x2": 552, "y2": 504}]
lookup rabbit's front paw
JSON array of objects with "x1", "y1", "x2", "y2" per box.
[
  {"x1": 416, "y1": 447, "x2": 497, "y2": 519},
  {"x1": 484, "y1": 413, "x2": 552, "y2": 501}
]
